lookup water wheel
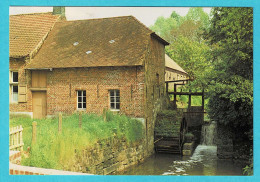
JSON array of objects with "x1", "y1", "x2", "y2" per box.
[
  {"x1": 179, "y1": 117, "x2": 188, "y2": 153},
  {"x1": 154, "y1": 111, "x2": 187, "y2": 154}
]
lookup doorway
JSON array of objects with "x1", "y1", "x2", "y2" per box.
[{"x1": 32, "y1": 91, "x2": 47, "y2": 119}]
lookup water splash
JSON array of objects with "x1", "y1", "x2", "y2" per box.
[
  {"x1": 164, "y1": 145, "x2": 218, "y2": 175},
  {"x1": 201, "y1": 121, "x2": 217, "y2": 146}
]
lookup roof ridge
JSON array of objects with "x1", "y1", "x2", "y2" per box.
[
  {"x1": 130, "y1": 16, "x2": 169, "y2": 45},
  {"x1": 130, "y1": 16, "x2": 153, "y2": 33},
  {"x1": 10, "y1": 12, "x2": 57, "y2": 16},
  {"x1": 64, "y1": 15, "x2": 134, "y2": 22}
]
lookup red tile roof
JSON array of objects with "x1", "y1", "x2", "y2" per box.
[
  {"x1": 9, "y1": 13, "x2": 60, "y2": 57},
  {"x1": 25, "y1": 16, "x2": 169, "y2": 69}
]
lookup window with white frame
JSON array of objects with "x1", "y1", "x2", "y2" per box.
[
  {"x1": 10, "y1": 71, "x2": 18, "y2": 102},
  {"x1": 77, "y1": 90, "x2": 86, "y2": 109},
  {"x1": 109, "y1": 90, "x2": 120, "y2": 110}
]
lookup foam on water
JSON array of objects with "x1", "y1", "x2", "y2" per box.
[{"x1": 163, "y1": 145, "x2": 218, "y2": 175}]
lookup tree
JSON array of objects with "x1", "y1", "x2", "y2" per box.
[
  {"x1": 149, "y1": 16, "x2": 178, "y2": 41},
  {"x1": 150, "y1": 8, "x2": 211, "y2": 85},
  {"x1": 206, "y1": 7, "x2": 253, "y2": 130},
  {"x1": 166, "y1": 36, "x2": 212, "y2": 86},
  {"x1": 170, "y1": 11, "x2": 182, "y2": 26},
  {"x1": 185, "y1": 7, "x2": 210, "y2": 30},
  {"x1": 165, "y1": 8, "x2": 211, "y2": 88}
]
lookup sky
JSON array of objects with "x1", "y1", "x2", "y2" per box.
[{"x1": 9, "y1": 6, "x2": 211, "y2": 27}]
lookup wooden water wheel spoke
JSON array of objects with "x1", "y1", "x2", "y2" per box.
[{"x1": 154, "y1": 110, "x2": 187, "y2": 154}]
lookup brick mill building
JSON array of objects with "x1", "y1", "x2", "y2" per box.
[{"x1": 10, "y1": 8, "x2": 170, "y2": 152}]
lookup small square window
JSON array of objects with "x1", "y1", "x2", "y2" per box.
[
  {"x1": 10, "y1": 71, "x2": 19, "y2": 103},
  {"x1": 12, "y1": 72, "x2": 18, "y2": 83},
  {"x1": 12, "y1": 85, "x2": 18, "y2": 102},
  {"x1": 109, "y1": 90, "x2": 120, "y2": 110},
  {"x1": 77, "y1": 90, "x2": 86, "y2": 109}
]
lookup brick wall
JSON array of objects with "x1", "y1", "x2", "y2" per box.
[
  {"x1": 9, "y1": 57, "x2": 33, "y2": 113},
  {"x1": 143, "y1": 36, "x2": 167, "y2": 153},
  {"x1": 9, "y1": 62, "x2": 145, "y2": 118},
  {"x1": 47, "y1": 66, "x2": 145, "y2": 117}
]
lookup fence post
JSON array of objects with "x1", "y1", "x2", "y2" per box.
[
  {"x1": 20, "y1": 125, "x2": 23, "y2": 151},
  {"x1": 79, "y1": 112, "x2": 82, "y2": 129},
  {"x1": 32, "y1": 121, "x2": 37, "y2": 144},
  {"x1": 9, "y1": 127, "x2": 13, "y2": 147},
  {"x1": 103, "y1": 108, "x2": 107, "y2": 122},
  {"x1": 59, "y1": 113, "x2": 62, "y2": 134},
  {"x1": 15, "y1": 126, "x2": 18, "y2": 146}
]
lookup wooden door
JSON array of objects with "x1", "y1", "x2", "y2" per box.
[
  {"x1": 32, "y1": 71, "x2": 47, "y2": 88},
  {"x1": 32, "y1": 91, "x2": 47, "y2": 119}
]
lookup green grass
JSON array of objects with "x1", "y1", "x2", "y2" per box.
[{"x1": 9, "y1": 112, "x2": 144, "y2": 170}]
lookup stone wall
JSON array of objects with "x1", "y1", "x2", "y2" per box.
[
  {"x1": 216, "y1": 124, "x2": 234, "y2": 159},
  {"x1": 69, "y1": 137, "x2": 146, "y2": 175}
]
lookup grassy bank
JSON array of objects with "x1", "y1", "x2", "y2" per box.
[{"x1": 10, "y1": 112, "x2": 144, "y2": 170}]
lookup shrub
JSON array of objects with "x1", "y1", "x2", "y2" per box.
[{"x1": 185, "y1": 132, "x2": 194, "y2": 142}]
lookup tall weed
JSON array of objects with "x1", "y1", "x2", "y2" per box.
[{"x1": 10, "y1": 112, "x2": 144, "y2": 169}]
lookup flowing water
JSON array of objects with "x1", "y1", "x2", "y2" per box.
[
  {"x1": 201, "y1": 121, "x2": 217, "y2": 145},
  {"x1": 118, "y1": 121, "x2": 245, "y2": 176},
  {"x1": 118, "y1": 145, "x2": 245, "y2": 175}
]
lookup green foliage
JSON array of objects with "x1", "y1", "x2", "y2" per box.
[
  {"x1": 205, "y1": 8, "x2": 253, "y2": 129},
  {"x1": 155, "y1": 110, "x2": 183, "y2": 137},
  {"x1": 166, "y1": 36, "x2": 212, "y2": 83},
  {"x1": 184, "y1": 132, "x2": 194, "y2": 138},
  {"x1": 184, "y1": 132, "x2": 194, "y2": 142},
  {"x1": 243, "y1": 163, "x2": 253, "y2": 176},
  {"x1": 151, "y1": 8, "x2": 212, "y2": 90},
  {"x1": 149, "y1": 16, "x2": 179, "y2": 41},
  {"x1": 207, "y1": 7, "x2": 253, "y2": 80},
  {"x1": 185, "y1": 7, "x2": 210, "y2": 30},
  {"x1": 157, "y1": 109, "x2": 183, "y2": 117},
  {"x1": 10, "y1": 112, "x2": 144, "y2": 169},
  {"x1": 151, "y1": 8, "x2": 210, "y2": 43},
  {"x1": 243, "y1": 149, "x2": 253, "y2": 175}
]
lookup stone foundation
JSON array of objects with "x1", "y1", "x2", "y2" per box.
[
  {"x1": 69, "y1": 137, "x2": 147, "y2": 175},
  {"x1": 182, "y1": 141, "x2": 195, "y2": 156},
  {"x1": 216, "y1": 124, "x2": 234, "y2": 159}
]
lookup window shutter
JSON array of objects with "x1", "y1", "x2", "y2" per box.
[{"x1": 18, "y1": 85, "x2": 27, "y2": 103}]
